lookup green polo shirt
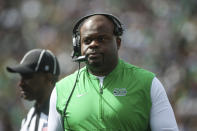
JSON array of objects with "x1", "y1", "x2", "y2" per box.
[{"x1": 56, "y1": 59, "x2": 155, "y2": 131}]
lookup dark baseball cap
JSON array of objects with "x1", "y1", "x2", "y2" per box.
[{"x1": 7, "y1": 49, "x2": 60, "y2": 76}]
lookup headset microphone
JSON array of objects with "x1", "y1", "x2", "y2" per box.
[{"x1": 73, "y1": 55, "x2": 87, "y2": 62}]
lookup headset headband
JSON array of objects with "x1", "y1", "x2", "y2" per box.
[{"x1": 73, "y1": 13, "x2": 123, "y2": 36}]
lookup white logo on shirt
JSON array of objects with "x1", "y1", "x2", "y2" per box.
[
  {"x1": 76, "y1": 93, "x2": 87, "y2": 98},
  {"x1": 113, "y1": 88, "x2": 127, "y2": 96}
]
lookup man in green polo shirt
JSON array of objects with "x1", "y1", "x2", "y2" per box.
[{"x1": 48, "y1": 14, "x2": 179, "y2": 131}]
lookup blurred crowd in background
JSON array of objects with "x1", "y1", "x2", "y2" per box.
[{"x1": 0, "y1": 0, "x2": 197, "y2": 130}]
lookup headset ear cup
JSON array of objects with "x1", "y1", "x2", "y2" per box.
[
  {"x1": 117, "y1": 27, "x2": 123, "y2": 36},
  {"x1": 72, "y1": 36, "x2": 76, "y2": 58},
  {"x1": 72, "y1": 34, "x2": 81, "y2": 57},
  {"x1": 76, "y1": 35, "x2": 81, "y2": 56},
  {"x1": 112, "y1": 19, "x2": 123, "y2": 36}
]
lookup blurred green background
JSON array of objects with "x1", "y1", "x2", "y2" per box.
[{"x1": 0, "y1": 0, "x2": 197, "y2": 130}]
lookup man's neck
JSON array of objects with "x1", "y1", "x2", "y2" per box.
[
  {"x1": 36, "y1": 93, "x2": 50, "y2": 109},
  {"x1": 88, "y1": 59, "x2": 118, "y2": 76},
  {"x1": 35, "y1": 98, "x2": 50, "y2": 114}
]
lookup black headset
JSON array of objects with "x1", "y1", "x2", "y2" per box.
[{"x1": 71, "y1": 13, "x2": 124, "y2": 61}]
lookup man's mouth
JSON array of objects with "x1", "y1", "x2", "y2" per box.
[{"x1": 88, "y1": 53, "x2": 101, "y2": 59}]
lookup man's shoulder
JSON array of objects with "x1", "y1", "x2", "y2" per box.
[
  {"x1": 20, "y1": 107, "x2": 35, "y2": 128},
  {"x1": 26, "y1": 106, "x2": 35, "y2": 116},
  {"x1": 56, "y1": 66, "x2": 87, "y2": 88},
  {"x1": 120, "y1": 59, "x2": 155, "y2": 77}
]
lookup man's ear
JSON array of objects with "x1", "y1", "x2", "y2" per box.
[
  {"x1": 116, "y1": 37, "x2": 121, "y2": 50},
  {"x1": 45, "y1": 73, "x2": 53, "y2": 86}
]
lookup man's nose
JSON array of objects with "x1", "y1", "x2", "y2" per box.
[{"x1": 89, "y1": 40, "x2": 99, "y2": 49}]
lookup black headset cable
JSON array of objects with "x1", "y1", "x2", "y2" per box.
[{"x1": 62, "y1": 62, "x2": 81, "y2": 131}]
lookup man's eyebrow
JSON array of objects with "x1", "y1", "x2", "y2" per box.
[{"x1": 81, "y1": 36, "x2": 91, "y2": 40}]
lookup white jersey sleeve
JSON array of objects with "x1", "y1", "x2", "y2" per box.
[
  {"x1": 150, "y1": 77, "x2": 179, "y2": 131},
  {"x1": 48, "y1": 87, "x2": 63, "y2": 131}
]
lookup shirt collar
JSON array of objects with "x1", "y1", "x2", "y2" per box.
[{"x1": 85, "y1": 59, "x2": 122, "y2": 80}]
